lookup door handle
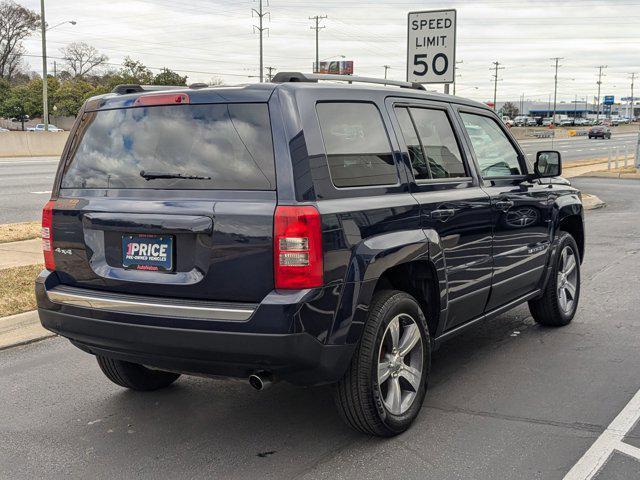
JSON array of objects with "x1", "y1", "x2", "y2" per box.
[
  {"x1": 430, "y1": 209, "x2": 456, "y2": 221},
  {"x1": 494, "y1": 200, "x2": 514, "y2": 211}
]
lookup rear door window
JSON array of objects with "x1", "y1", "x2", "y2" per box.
[
  {"x1": 395, "y1": 106, "x2": 466, "y2": 180},
  {"x1": 316, "y1": 102, "x2": 398, "y2": 188},
  {"x1": 61, "y1": 103, "x2": 275, "y2": 190}
]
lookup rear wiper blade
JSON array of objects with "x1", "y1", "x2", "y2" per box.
[{"x1": 140, "y1": 170, "x2": 211, "y2": 181}]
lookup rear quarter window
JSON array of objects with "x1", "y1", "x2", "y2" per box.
[
  {"x1": 61, "y1": 103, "x2": 275, "y2": 190},
  {"x1": 316, "y1": 102, "x2": 398, "y2": 188}
]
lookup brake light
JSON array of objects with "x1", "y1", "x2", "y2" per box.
[
  {"x1": 42, "y1": 200, "x2": 55, "y2": 271},
  {"x1": 274, "y1": 206, "x2": 323, "y2": 289},
  {"x1": 133, "y1": 93, "x2": 190, "y2": 107}
]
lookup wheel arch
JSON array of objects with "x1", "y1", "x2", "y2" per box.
[{"x1": 327, "y1": 228, "x2": 447, "y2": 346}]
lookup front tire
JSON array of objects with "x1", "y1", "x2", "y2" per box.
[
  {"x1": 96, "y1": 356, "x2": 180, "y2": 391},
  {"x1": 529, "y1": 232, "x2": 580, "y2": 327},
  {"x1": 334, "y1": 290, "x2": 431, "y2": 437}
]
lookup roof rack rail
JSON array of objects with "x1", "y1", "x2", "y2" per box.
[
  {"x1": 111, "y1": 84, "x2": 187, "y2": 95},
  {"x1": 271, "y1": 72, "x2": 426, "y2": 91}
]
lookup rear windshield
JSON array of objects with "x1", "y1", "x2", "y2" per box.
[{"x1": 61, "y1": 103, "x2": 275, "y2": 190}]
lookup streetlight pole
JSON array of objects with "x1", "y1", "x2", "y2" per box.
[{"x1": 40, "y1": 0, "x2": 49, "y2": 132}]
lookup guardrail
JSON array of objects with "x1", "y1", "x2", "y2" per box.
[{"x1": 606, "y1": 134, "x2": 640, "y2": 170}]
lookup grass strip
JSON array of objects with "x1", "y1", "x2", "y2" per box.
[{"x1": 0, "y1": 264, "x2": 43, "y2": 317}]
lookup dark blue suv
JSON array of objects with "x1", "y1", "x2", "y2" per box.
[{"x1": 36, "y1": 73, "x2": 584, "y2": 436}]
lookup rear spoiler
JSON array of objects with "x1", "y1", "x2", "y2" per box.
[{"x1": 111, "y1": 83, "x2": 208, "y2": 95}]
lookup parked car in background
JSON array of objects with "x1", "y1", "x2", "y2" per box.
[
  {"x1": 501, "y1": 115, "x2": 514, "y2": 127},
  {"x1": 573, "y1": 118, "x2": 589, "y2": 126},
  {"x1": 0, "y1": 127, "x2": 9, "y2": 132},
  {"x1": 542, "y1": 118, "x2": 553, "y2": 127},
  {"x1": 36, "y1": 74, "x2": 585, "y2": 437},
  {"x1": 27, "y1": 124, "x2": 64, "y2": 132},
  {"x1": 514, "y1": 115, "x2": 528, "y2": 127},
  {"x1": 588, "y1": 126, "x2": 612, "y2": 139},
  {"x1": 559, "y1": 118, "x2": 574, "y2": 127},
  {"x1": 526, "y1": 117, "x2": 538, "y2": 126}
]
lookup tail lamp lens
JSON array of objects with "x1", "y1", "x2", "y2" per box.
[
  {"x1": 274, "y1": 206, "x2": 323, "y2": 289},
  {"x1": 42, "y1": 200, "x2": 55, "y2": 271}
]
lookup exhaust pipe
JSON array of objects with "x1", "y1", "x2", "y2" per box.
[{"x1": 249, "y1": 371, "x2": 272, "y2": 391}]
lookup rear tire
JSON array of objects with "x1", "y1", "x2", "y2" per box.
[
  {"x1": 529, "y1": 232, "x2": 580, "y2": 327},
  {"x1": 96, "y1": 356, "x2": 180, "y2": 391},
  {"x1": 334, "y1": 290, "x2": 431, "y2": 437}
]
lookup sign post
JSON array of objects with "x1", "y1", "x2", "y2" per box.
[{"x1": 407, "y1": 9, "x2": 456, "y2": 92}]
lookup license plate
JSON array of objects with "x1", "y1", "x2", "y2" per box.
[{"x1": 122, "y1": 234, "x2": 173, "y2": 272}]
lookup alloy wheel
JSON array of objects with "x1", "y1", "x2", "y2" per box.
[
  {"x1": 377, "y1": 313, "x2": 423, "y2": 415},
  {"x1": 557, "y1": 246, "x2": 578, "y2": 314}
]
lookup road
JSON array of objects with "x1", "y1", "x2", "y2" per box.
[
  {"x1": 1, "y1": 177, "x2": 639, "y2": 479},
  {"x1": 0, "y1": 156, "x2": 58, "y2": 224},
  {"x1": 518, "y1": 131, "x2": 639, "y2": 164}
]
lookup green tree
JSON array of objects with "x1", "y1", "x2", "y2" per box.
[
  {"x1": 118, "y1": 57, "x2": 153, "y2": 84},
  {"x1": 0, "y1": 76, "x2": 59, "y2": 118},
  {"x1": 153, "y1": 68, "x2": 187, "y2": 86},
  {"x1": 51, "y1": 79, "x2": 100, "y2": 116}
]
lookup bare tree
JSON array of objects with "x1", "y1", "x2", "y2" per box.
[
  {"x1": 60, "y1": 42, "x2": 108, "y2": 77},
  {"x1": 0, "y1": 1, "x2": 41, "y2": 79}
]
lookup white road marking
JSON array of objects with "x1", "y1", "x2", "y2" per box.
[
  {"x1": 563, "y1": 387, "x2": 640, "y2": 480},
  {"x1": 30, "y1": 191, "x2": 51, "y2": 195}
]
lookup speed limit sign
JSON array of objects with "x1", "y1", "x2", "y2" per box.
[{"x1": 407, "y1": 9, "x2": 456, "y2": 84}]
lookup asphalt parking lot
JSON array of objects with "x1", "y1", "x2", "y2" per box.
[{"x1": 1, "y1": 176, "x2": 639, "y2": 479}]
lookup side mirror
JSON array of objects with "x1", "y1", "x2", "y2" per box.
[{"x1": 534, "y1": 150, "x2": 561, "y2": 178}]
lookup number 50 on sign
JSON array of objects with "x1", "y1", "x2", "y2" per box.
[{"x1": 407, "y1": 10, "x2": 456, "y2": 84}]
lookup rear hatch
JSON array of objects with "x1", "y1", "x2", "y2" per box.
[{"x1": 48, "y1": 93, "x2": 277, "y2": 303}]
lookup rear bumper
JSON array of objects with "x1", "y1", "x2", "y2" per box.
[{"x1": 36, "y1": 271, "x2": 354, "y2": 385}]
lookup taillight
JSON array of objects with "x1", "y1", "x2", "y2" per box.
[
  {"x1": 42, "y1": 200, "x2": 55, "y2": 271},
  {"x1": 133, "y1": 93, "x2": 190, "y2": 107},
  {"x1": 274, "y1": 205, "x2": 323, "y2": 289}
]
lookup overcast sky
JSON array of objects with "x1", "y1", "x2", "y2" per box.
[{"x1": 17, "y1": 0, "x2": 640, "y2": 105}]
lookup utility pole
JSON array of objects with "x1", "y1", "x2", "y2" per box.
[
  {"x1": 309, "y1": 15, "x2": 327, "y2": 73},
  {"x1": 629, "y1": 72, "x2": 637, "y2": 120},
  {"x1": 551, "y1": 57, "x2": 563, "y2": 125},
  {"x1": 40, "y1": 0, "x2": 49, "y2": 131},
  {"x1": 452, "y1": 59, "x2": 462, "y2": 96},
  {"x1": 252, "y1": 0, "x2": 270, "y2": 83},
  {"x1": 595, "y1": 65, "x2": 607, "y2": 122},
  {"x1": 265, "y1": 66, "x2": 276, "y2": 82},
  {"x1": 491, "y1": 61, "x2": 504, "y2": 111},
  {"x1": 383, "y1": 65, "x2": 391, "y2": 80}
]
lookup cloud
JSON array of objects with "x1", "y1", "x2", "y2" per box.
[{"x1": 18, "y1": 0, "x2": 640, "y2": 103}]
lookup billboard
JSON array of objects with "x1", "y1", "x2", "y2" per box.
[
  {"x1": 317, "y1": 61, "x2": 354, "y2": 75},
  {"x1": 603, "y1": 95, "x2": 615, "y2": 105}
]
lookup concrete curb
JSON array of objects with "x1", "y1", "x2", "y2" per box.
[
  {"x1": 0, "y1": 310, "x2": 54, "y2": 351},
  {"x1": 582, "y1": 193, "x2": 606, "y2": 210},
  {"x1": 579, "y1": 171, "x2": 640, "y2": 180}
]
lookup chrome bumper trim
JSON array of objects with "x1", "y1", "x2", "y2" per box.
[{"x1": 46, "y1": 285, "x2": 256, "y2": 321}]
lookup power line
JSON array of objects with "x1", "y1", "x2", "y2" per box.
[
  {"x1": 252, "y1": 0, "x2": 270, "y2": 83},
  {"x1": 309, "y1": 15, "x2": 327, "y2": 73}
]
